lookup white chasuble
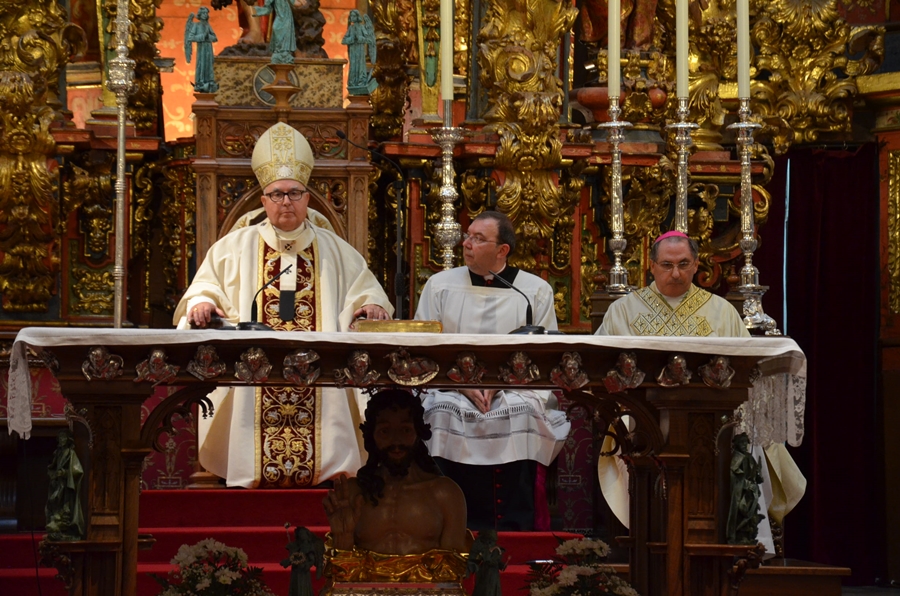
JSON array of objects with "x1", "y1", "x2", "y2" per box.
[
  {"x1": 596, "y1": 282, "x2": 750, "y2": 338},
  {"x1": 594, "y1": 282, "x2": 781, "y2": 554},
  {"x1": 174, "y1": 220, "x2": 394, "y2": 488}
]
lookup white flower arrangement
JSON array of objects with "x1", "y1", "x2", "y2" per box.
[
  {"x1": 153, "y1": 538, "x2": 275, "y2": 596},
  {"x1": 527, "y1": 537, "x2": 640, "y2": 596}
]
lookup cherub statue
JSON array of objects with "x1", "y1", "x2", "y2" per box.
[
  {"x1": 187, "y1": 345, "x2": 227, "y2": 380},
  {"x1": 699, "y1": 355, "x2": 734, "y2": 389},
  {"x1": 283, "y1": 349, "x2": 321, "y2": 385},
  {"x1": 333, "y1": 350, "x2": 380, "y2": 387},
  {"x1": 603, "y1": 351, "x2": 645, "y2": 393},
  {"x1": 281, "y1": 525, "x2": 325, "y2": 596},
  {"x1": 184, "y1": 6, "x2": 219, "y2": 93},
  {"x1": 656, "y1": 354, "x2": 692, "y2": 388},
  {"x1": 235, "y1": 347, "x2": 272, "y2": 382},
  {"x1": 82, "y1": 346, "x2": 124, "y2": 381},
  {"x1": 135, "y1": 348, "x2": 180, "y2": 385},
  {"x1": 341, "y1": 9, "x2": 377, "y2": 95},
  {"x1": 550, "y1": 351, "x2": 590, "y2": 391},
  {"x1": 447, "y1": 351, "x2": 485, "y2": 384},
  {"x1": 499, "y1": 351, "x2": 540, "y2": 385}
]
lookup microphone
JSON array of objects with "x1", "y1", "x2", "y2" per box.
[
  {"x1": 337, "y1": 130, "x2": 407, "y2": 319},
  {"x1": 237, "y1": 264, "x2": 294, "y2": 331},
  {"x1": 487, "y1": 270, "x2": 547, "y2": 335}
]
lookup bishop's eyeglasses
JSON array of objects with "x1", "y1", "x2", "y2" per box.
[
  {"x1": 264, "y1": 189, "x2": 307, "y2": 203},
  {"x1": 654, "y1": 260, "x2": 695, "y2": 272}
]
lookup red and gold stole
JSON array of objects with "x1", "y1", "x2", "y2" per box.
[{"x1": 255, "y1": 237, "x2": 320, "y2": 487}]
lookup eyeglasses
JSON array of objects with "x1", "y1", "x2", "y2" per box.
[
  {"x1": 461, "y1": 233, "x2": 500, "y2": 246},
  {"x1": 264, "y1": 189, "x2": 307, "y2": 203},
  {"x1": 654, "y1": 260, "x2": 696, "y2": 272}
]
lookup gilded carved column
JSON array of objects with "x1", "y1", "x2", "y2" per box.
[
  {"x1": 476, "y1": 0, "x2": 578, "y2": 269},
  {"x1": 0, "y1": 73, "x2": 59, "y2": 313},
  {"x1": 0, "y1": 1, "x2": 84, "y2": 312},
  {"x1": 370, "y1": 0, "x2": 416, "y2": 140}
]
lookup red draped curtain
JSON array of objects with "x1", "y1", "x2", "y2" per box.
[{"x1": 754, "y1": 145, "x2": 883, "y2": 583}]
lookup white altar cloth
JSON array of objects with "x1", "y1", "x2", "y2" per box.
[{"x1": 6, "y1": 328, "x2": 806, "y2": 442}]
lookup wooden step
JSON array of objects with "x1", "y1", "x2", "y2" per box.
[{"x1": 739, "y1": 558, "x2": 851, "y2": 596}]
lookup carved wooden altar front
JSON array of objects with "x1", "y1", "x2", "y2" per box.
[{"x1": 7, "y1": 328, "x2": 805, "y2": 596}]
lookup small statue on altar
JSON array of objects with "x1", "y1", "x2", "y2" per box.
[
  {"x1": 341, "y1": 9, "x2": 377, "y2": 95},
  {"x1": 184, "y1": 6, "x2": 219, "y2": 94},
  {"x1": 281, "y1": 525, "x2": 325, "y2": 596},
  {"x1": 467, "y1": 529, "x2": 506, "y2": 596},
  {"x1": 254, "y1": 0, "x2": 304, "y2": 64},
  {"x1": 726, "y1": 433, "x2": 765, "y2": 545},
  {"x1": 45, "y1": 430, "x2": 85, "y2": 541}
]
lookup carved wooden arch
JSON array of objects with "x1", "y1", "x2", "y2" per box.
[
  {"x1": 140, "y1": 384, "x2": 217, "y2": 452},
  {"x1": 218, "y1": 182, "x2": 348, "y2": 240}
]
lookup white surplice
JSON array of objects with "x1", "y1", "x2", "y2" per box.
[{"x1": 414, "y1": 267, "x2": 570, "y2": 466}]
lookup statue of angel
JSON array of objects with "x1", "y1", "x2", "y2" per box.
[
  {"x1": 342, "y1": 9, "x2": 377, "y2": 95},
  {"x1": 184, "y1": 7, "x2": 219, "y2": 93}
]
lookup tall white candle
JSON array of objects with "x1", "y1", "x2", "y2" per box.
[
  {"x1": 736, "y1": 0, "x2": 750, "y2": 98},
  {"x1": 440, "y1": 0, "x2": 454, "y2": 102},
  {"x1": 608, "y1": 0, "x2": 620, "y2": 100},
  {"x1": 676, "y1": 0, "x2": 689, "y2": 99}
]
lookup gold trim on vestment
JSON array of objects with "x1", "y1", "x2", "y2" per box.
[
  {"x1": 255, "y1": 239, "x2": 321, "y2": 487},
  {"x1": 631, "y1": 284, "x2": 714, "y2": 336}
]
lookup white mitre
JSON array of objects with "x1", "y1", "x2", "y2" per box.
[{"x1": 251, "y1": 122, "x2": 314, "y2": 188}]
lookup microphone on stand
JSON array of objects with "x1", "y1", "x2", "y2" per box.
[
  {"x1": 336, "y1": 130, "x2": 407, "y2": 320},
  {"x1": 237, "y1": 264, "x2": 293, "y2": 331},
  {"x1": 487, "y1": 270, "x2": 548, "y2": 335}
]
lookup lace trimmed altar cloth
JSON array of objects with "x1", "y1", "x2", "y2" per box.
[{"x1": 6, "y1": 328, "x2": 806, "y2": 447}]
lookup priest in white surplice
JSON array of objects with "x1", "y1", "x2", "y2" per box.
[
  {"x1": 174, "y1": 122, "x2": 393, "y2": 488},
  {"x1": 595, "y1": 230, "x2": 805, "y2": 553},
  {"x1": 414, "y1": 211, "x2": 571, "y2": 531}
]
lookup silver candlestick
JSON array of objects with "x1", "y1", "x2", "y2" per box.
[
  {"x1": 430, "y1": 100, "x2": 464, "y2": 270},
  {"x1": 597, "y1": 96, "x2": 633, "y2": 294},
  {"x1": 107, "y1": 0, "x2": 135, "y2": 328},
  {"x1": 727, "y1": 98, "x2": 781, "y2": 335},
  {"x1": 667, "y1": 97, "x2": 698, "y2": 233}
]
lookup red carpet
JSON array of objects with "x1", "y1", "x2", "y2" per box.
[{"x1": 2, "y1": 488, "x2": 583, "y2": 595}]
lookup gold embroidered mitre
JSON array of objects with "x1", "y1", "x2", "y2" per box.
[{"x1": 251, "y1": 122, "x2": 314, "y2": 188}]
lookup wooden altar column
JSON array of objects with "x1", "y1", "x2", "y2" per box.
[
  {"x1": 626, "y1": 387, "x2": 756, "y2": 596},
  {"x1": 43, "y1": 383, "x2": 153, "y2": 596}
]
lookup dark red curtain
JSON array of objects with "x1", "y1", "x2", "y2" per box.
[{"x1": 753, "y1": 145, "x2": 883, "y2": 583}]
